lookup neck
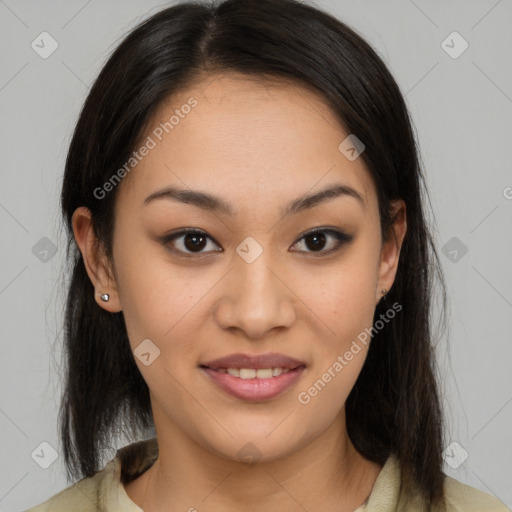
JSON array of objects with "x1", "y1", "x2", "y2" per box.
[{"x1": 127, "y1": 407, "x2": 382, "y2": 512}]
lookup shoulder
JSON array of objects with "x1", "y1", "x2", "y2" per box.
[
  {"x1": 362, "y1": 454, "x2": 510, "y2": 512},
  {"x1": 23, "y1": 437, "x2": 158, "y2": 512},
  {"x1": 443, "y1": 475, "x2": 510, "y2": 511},
  {"x1": 22, "y1": 461, "x2": 115, "y2": 511}
]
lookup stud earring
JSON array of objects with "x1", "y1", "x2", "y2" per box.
[
  {"x1": 381, "y1": 288, "x2": 387, "y2": 296},
  {"x1": 100, "y1": 293, "x2": 110, "y2": 302}
]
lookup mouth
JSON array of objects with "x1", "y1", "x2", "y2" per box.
[
  {"x1": 199, "y1": 364, "x2": 307, "y2": 402},
  {"x1": 200, "y1": 352, "x2": 306, "y2": 371},
  {"x1": 199, "y1": 364, "x2": 306, "y2": 378}
]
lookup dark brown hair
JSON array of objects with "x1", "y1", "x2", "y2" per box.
[{"x1": 58, "y1": 0, "x2": 448, "y2": 509}]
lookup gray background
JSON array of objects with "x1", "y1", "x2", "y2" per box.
[{"x1": 1, "y1": 0, "x2": 511, "y2": 510}]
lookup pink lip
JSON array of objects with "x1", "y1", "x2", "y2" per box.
[
  {"x1": 201, "y1": 352, "x2": 306, "y2": 370},
  {"x1": 200, "y1": 366, "x2": 306, "y2": 402}
]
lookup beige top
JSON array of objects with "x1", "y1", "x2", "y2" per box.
[{"x1": 24, "y1": 437, "x2": 509, "y2": 511}]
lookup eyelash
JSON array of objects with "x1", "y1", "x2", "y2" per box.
[{"x1": 160, "y1": 227, "x2": 353, "y2": 259}]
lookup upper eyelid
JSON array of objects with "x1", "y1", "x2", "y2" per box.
[{"x1": 166, "y1": 227, "x2": 343, "y2": 241}]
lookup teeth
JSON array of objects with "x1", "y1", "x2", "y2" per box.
[
  {"x1": 216, "y1": 367, "x2": 292, "y2": 379},
  {"x1": 240, "y1": 368, "x2": 257, "y2": 379}
]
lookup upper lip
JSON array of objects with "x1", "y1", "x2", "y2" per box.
[{"x1": 200, "y1": 352, "x2": 306, "y2": 370}]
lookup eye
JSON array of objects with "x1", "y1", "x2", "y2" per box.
[
  {"x1": 162, "y1": 229, "x2": 221, "y2": 257},
  {"x1": 290, "y1": 227, "x2": 353, "y2": 256}
]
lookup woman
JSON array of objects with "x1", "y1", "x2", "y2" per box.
[{"x1": 25, "y1": 0, "x2": 509, "y2": 510}]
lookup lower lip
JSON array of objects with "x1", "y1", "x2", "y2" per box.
[{"x1": 200, "y1": 366, "x2": 306, "y2": 402}]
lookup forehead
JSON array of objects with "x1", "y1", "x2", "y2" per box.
[{"x1": 117, "y1": 73, "x2": 375, "y2": 215}]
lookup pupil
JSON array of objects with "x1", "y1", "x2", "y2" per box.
[
  {"x1": 306, "y1": 233, "x2": 326, "y2": 251},
  {"x1": 185, "y1": 233, "x2": 206, "y2": 251}
]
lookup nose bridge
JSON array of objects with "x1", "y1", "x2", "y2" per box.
[
  {"x1": 239, "y1": 249, "x2": 278, "y2": 302},
  {"x1": 216, "y1": 239, "x2": 295, "y2": 337}
]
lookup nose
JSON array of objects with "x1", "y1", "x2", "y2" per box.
[{"x1": 214, "y1": 248, "x2": 297, "y2": 340}]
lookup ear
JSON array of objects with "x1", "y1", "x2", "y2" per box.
[
  {"x1": 72, "y1": 206, "x2": 122, "y2": 312},
  {"x1": 375, "y1": 199, "x2": 407, "y2": 305}
]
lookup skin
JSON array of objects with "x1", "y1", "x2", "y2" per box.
[{"x1": 73, "y1": 73, "x2": 407, "y2": 511}]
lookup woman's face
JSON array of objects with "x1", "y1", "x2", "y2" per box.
[{"x1": 76, "y1": 73, "x2": 406, "y2": 463}]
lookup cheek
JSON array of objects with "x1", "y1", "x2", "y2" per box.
[
  {"x1": 314, "y1": 259, "x2": 379, "y2": 344},
  {"x1": 115, "y1": 256, "x2": 223, "y2": 387},
  {"x1": 299, "y1": 258, "x2": 378, "y2": 409},
  {"x1": 298, "y1": 284, "x2": 374, "y2": 421},
  {"x1": 308, "y1": 282, "x2": 374, "y2": 381}
]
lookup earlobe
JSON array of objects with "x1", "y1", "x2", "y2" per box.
[
  {"x1": 376, "y1": 199, "x2": 407, "y2": 303},
  {"x1": 71, "y1": 207, "x2": 122, "y2": 313}
]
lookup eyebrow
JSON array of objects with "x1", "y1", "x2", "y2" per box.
[{"x1": 143, "y1": 182, "x2": 365, "y2": 216}]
